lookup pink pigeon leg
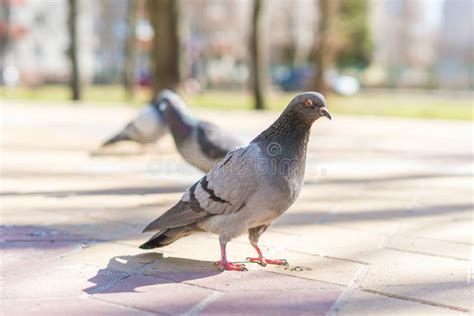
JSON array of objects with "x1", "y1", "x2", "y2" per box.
[
  {"x1": 246, "y1": 242, "x2": 288, "y2": 266},
  {"x1": 215, "y1": 240, "x2": 247, "y2": 271}
]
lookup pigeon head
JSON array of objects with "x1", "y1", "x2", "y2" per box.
[
  {"x1": 152, "y1": 89, "x2": 186, "y2": 114},
  {"x1": 252, "y1": 92, "x2": 331, "y2": 146},
  {"x1": 285, "y1": 92, "x2": 332, "y2": 123}
]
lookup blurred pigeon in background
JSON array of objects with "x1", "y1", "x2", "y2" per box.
[
  {"x1": 163, "y1": 99, "x2": 244, "y2": 172},
  {"x1": 101, "y1": 90, "x2": 185, "y2": 147},
  {"x1": 140, "y1": 92, "x2": 331, "y2": 271}
]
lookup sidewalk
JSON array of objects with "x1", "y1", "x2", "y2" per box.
[{"x1": 1, "y1": 101, "x2": 472, "y2": 315}]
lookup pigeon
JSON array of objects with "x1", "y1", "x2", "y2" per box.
[
  {"x1": 162, "y1": 98, "x2": 244, "y2": 172},
  {"x1": 101, "y1": 90, "x2": 185, "y2": 147},
  {"x1": 140, "y1": 92, "x2": 331, "y2": 271}
]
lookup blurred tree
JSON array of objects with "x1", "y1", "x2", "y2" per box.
[
  {"x1": 0, "y1": 0, "x2": 10, "y2": 59},
  {"x1": 124, "y1": 0, "x2": 140, "y2": 99},
  {"x1": 67, "y1": 0, "x2": 81, "y2": 100},
  {"x1": 249, "y1": 0, "x2": 266, "y2": 110},
  {"x1": 336, "y1": 0, "x2": 372, "y2": 69},
  {"x1": 147, "y1": 0, "x2": 181, "y2": 95},
  {"x1": 312, "y1": 0, "x2": 335, "y2": 94}
]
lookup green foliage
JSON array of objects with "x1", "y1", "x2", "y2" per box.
[
  {"x1": 336, "y1": 0, "x2": 373, "y2": 69},
  {"x1": 1, "y1": 86, "x2": 472, "y2": 121}
]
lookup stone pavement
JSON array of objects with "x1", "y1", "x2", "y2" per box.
[{"x1": 1, "y1": 100, "x2": 472, "y2": 315}]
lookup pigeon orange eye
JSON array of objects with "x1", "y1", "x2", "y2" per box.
[{"x1": 304, "y1": 99, "x2": 313, "y2": 107}]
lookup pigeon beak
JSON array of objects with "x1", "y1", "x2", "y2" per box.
[{"x1": 319, "y1": 107, "x2": 332, "y2": 120}]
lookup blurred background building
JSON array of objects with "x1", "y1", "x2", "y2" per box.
[{"x1": 0, "y1": 0, "x2": 473, "y2": 91}]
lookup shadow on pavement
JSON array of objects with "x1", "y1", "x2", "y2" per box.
[
  {"x1": 0, "y1": 185, "x2": 188, "y2": 198},
  {"x1": 305, "y1": 172, "x2": 472, "y2": 186},
  {"x1": 84, "y1": 253, "x2": 220, "y2": 294},
  {"x1": 274, "y1": 203, "x2": 472, "y2": 226}
]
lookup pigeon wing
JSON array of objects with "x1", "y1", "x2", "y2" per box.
[
  {"x1": 143, "y1": 145, "x2": 260, "y2": 232},
  {"x1": 192, "y1": 144, "x2": 259, "y2": 215},
  {"x1": 129, "y1": 105, "x2": 167, "y2": 143},
  {"x1": 142, "y1": 182, "x2": 210, "y2": 232},
  {"x1": 196, "y1": 121, "x2": 243, "y2": 159}
]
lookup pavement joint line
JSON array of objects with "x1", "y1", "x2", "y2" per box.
[
  {"x1": 263, "y1": 269, "x2": 349, "y2": 287},
  {"x1": 180, "y1": 291, "x2": 223, "y2": 316},
  {"x1": 89, "y1": 296, "x2": 167, "y2": 316},
  {"x1": 326, "y1": 264, "x2": 370, "y2": 316},
  {"x1": 470, "y1": 245, "x2": 474, "y2": 284},
  {"x1": 363, "y1": 281, "x2": 472, "y2": 287},
  {"x1": 384, "y1": 246, "x2": 471, "y2": 261},
  {"x1": 57, "y1": 242, "x2": 94, "y2": 259},
  {"x1": 361, "y1": 288, "x2": 472, "y2": 314}
]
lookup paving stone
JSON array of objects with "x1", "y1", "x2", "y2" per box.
[
  {"x1": 183, "y1": 269, "x2": 342, "y2": 292},
  {"x1": 2, "y1": 245, "x2": 97, "y2": 299},
  {"x1": 91, "y1": 274, "x2": 217, "y2": 315},
  {"x1": 2, "y1": 102, "x2": 473, "y2": 313},
  {"x1": 398, "y1": 214, "x2": 473, "y2": 245},
  {"x1": 0, "y1": 225, "x2": 89, "y2": 242},
  {"x1": 386, "y1": 235, "x2": 471, "y2": 260},
  {"x1": 338, "y1": 289, "x2": 463, "y2": 316},
  {"x1": 263, "y1": 250, "x2": 366, "y2": 287},
  {"x1": 0, "y1": 202, "x2": 73, "y2": 226},
  {"x1": 1, "y1": 297, "x2": 155, "y2": 316},
  {"x1": 365, "y1": 283, "x2": 474, "y2": 312},
  {"x1": 200, "y1": 289, "x2": 343, "y2": 315},
  {"x1": 51, "y1": 220, "x2": 143, "y2": 242},
  {"x1": 134, "y1": 233, "x2": 256, "y2": 263},
  {"x1": 265, "y1": 224, "x2": 383, "y2": 263},
  {"x1": 59, "y1": 241, "x2": 151, "y2": 270},
  {"x1": 360, "y1": 249, "x2": 470, "y2": 287}
]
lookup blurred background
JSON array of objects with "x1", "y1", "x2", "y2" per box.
[{"x1": 0, "y1": 0, "x2": 472, "y2": 120}]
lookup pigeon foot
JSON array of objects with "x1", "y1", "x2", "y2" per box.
[
  {"x1": 246, "y1": 257, "x2": 289, "y2": 267},
  {"x1": 215, "y1": 261, "x2": 247, "y2": 272}
]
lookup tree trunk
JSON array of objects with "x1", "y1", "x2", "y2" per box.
[
  {"x1": 68, "y1": 0, "x2": 81, "y2": 101},
  {"x1": 312, "y1": 0, "x2": 331, "y2": 94},
  {"x1": 147, "y1": 0, "x2": 181, "y2": 95},
  {"x1": 124, "y1": 0, "x2": 139, "y2": 99},
  {"x1": 0, "y1": 0, "x2": 10, "y2": 58},
  {"x1": 249, "y1": 0, "x2": 266, "y2": 110}
]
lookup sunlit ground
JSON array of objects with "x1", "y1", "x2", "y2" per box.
[{"x1": 1, "y1": 85, "x2": 472, "y2": 121}]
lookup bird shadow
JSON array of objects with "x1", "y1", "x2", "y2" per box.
[{"x1": 84, "y1": 252, "x2": 221, "y2": 294}]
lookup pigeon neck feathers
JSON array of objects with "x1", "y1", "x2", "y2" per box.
[
  {"x1": 166, "y1": 102, "x2": 196, "y2": 144},
  {"x1": 251, "y1": 108, "x2": 312, "y2": 189},
  {"x1": 252, "y1": 108, "x2": 313, "y2": 157}
]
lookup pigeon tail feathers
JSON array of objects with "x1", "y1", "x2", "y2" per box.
[
  {"x1": 102, "y1": 132, "x2": 131, "y2": 147},
  {"x1": 140, "y1": 226, "x2": 202, "y2": 249}
]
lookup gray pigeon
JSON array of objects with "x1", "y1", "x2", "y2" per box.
[
  {"x1": 101, "y1": 90, "x2": 185, "y2": 147},
  {"x1": 162, "y1": 99, "x2": 244, "y2": 172},
  {"x1": 140, "y1": 92, "x2": 331, "y2": 271}
]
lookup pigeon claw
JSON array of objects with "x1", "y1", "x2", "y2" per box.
[
  {"x1": 246, "y1": 257, "x2": 267, "y2": 266},
  {"x1": 246, "y1": 257, "x2": 289, "y2": 266},
  {"x1": 215, "y1": 261, "x2": 247, "y2": 272}
]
